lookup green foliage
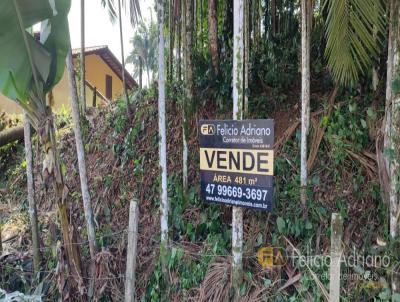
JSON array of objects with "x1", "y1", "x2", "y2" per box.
[
  {"x1": 324, "y1": 0, "x2": 386, "y2": 86},
  {"x1": 127, "y1": 20, "x2": 158, "y2": 85},
  {"x1": 193, "y1": 46, "x2": 233, "y2": 111},
  {"x1": 325, "y1": 99, "x2": 371, "y2": 165},
  {"x1": 142, "y1": 172, "x2": 231, "y2": 300},
  {"x1": 55, "y1": 105, "x2": 72, "y2": 129},
  {"x1": 253, "y1": 31, "x2": 300, "y2": 91}
]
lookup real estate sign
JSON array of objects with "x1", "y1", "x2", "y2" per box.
[{"x1": 199, "y1": 120, "x2": 274, "y2": 211}]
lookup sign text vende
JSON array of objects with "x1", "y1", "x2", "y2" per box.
[{"x1": 200, "y1": 148, "x2": 274, "y2": 175}]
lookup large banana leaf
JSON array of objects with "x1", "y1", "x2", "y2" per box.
[
  {"x1": 0, "y1": 0, "x2": 71, "y2": 103},
  {"x1": 40, "y1": 0, "x2": 71, "y2": 93},
  {"x1": 0, "y1": 0, "x2": 53, "y2": 102}
]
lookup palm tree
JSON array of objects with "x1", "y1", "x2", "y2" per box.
[
  {"x1": 232, "y1": 0, "x2": 244, "y2": 295},
  {"x1": 127, "y1": 21, "x2": 158, "y2": 86},
  {"x1": 156, "y1": 0, "x2": 169, "y2": 277},
  {"x1": 101, "y1": 0, "x2": 141, "y2": 115}
]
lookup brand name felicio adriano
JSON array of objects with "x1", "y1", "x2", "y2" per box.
[{"x1": 216, "y1": 123, "x2": 271, "y2": 136}]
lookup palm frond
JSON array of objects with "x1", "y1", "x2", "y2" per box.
[
  {"x1": 102, "y1": 0, "x2": 141, "y2": 26},
  {"x1": 101, "y1": 0, "x2": 118, "y2": 24},
  {"x1": 122, "y1": 0, "x2": 142, "y2": 26},
  {"x1": 324, "y1": 0, "x2": 386, "y2": 86}
]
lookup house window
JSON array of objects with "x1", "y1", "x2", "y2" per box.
[{"x1": 105, "y1": 75, "x2": 112, "y2": 99}]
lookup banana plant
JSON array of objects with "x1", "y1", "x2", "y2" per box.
[{"x1": 0, "y1": 0, "x2": 83, "y2": 280}]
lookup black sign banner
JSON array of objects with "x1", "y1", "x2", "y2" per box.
[{"x1": 199, "y1": 120, "x2": 274, "y2": 211}]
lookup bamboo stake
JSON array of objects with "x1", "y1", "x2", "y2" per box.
[
  {"x1": 329, "y1": 213, "x2": 343, "y2": 302},
  {"x1": 124, "y1": 199, "x2": 139, "y2": 302}
]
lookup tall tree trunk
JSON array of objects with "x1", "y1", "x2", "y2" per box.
[
  {"x1": 157, "y1": 0, "x2": 169, "y2": 276},
  {"x1": 183, "y1": 0, "x2": 194, "y2": 196},
  {"x1": 182, "y1": 0, "x2": 187, "y2": 83},
  {"x1": 66, "y1": 50, "x2": 96, "y2": 296},
  {"x1": 147, "y1": 67, "x2": 151, "y2": 86},
  {"x1": 208, "y1": 0, "x2": 219, "y2": 75},
  {"x1": 24, "y1": 112, "x2": 40, "y2": 273},
  {"x1": 80, "y1": 0, "x2": 86, "y2": 114},
  {"x1": 252, "y1": 0, "x2": 260, "y2": 51},
  {"x1": 139, "y1": 56, "x2": 143, "y2": 89},
  {"x1": 271, "y1": 0, "x2": 276, "y2": 36},
  {"x1": 177, "y1": 2, "x2": 182, "y2": 81},
  {"x1": 169, "y1": 0, "x2": 175, "y2": 82},
  {"x1": 223, "y1": 0, "x2": 233, "y2": 49},
  {"x1": 244, "y1": 0, "x2": 249, "y2": 115},
  {"x1": 385, "y1": 0, "x2": 396, "y2": 237},
  {"x1": 200, "y1": 0, "x2": 203, "y2": 46},
  {"x1": 194, "y1": 0, "x2": 197, "y2": 39},
  {"x1": 118, "y1": 0, "x2": 132, "y2": 116},
  {"x1": 383, "y1": 0, "x2": 400, "y2": 293},
  {"x1": 66, "y1": 50, "x2": 97, "y2": 260},
  {"x1": 372, "y1": 8, "x2": 379, "y2": 92},
  {"x1": 232, "y1": 0, "x2": 244, "y2": 295},
  {"x1": 300, "y1": 0, "x2": 311, "y2": 210}
]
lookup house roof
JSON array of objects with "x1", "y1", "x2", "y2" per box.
[{"x1": 72, "y1": 46, "x2": 136, "y2": 89}]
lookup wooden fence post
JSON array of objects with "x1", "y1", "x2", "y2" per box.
[
  {"x1": 92, "y1": 87, "x2": 97, "y2": 108},
  {"x1": 329, "y1": 213, "x2": 343, "y2": 302},
  {"x1": 124, "y1": 198, "x2": 139, "y2": 302}
]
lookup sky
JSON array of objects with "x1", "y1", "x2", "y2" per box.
[{"x1": 68, "y1": 0, "x2": 155, "y2": 76}]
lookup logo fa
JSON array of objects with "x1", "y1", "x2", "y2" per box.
[
  {"x1": 201, "y1": 124, "x2": 215, "y2": 135},
  {"x1": 257, "y1": 247, "x2": 287, "y2": 269}
]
